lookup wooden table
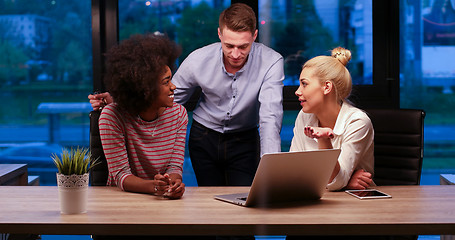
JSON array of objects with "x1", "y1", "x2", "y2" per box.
[
  {"x1": 0, "y1": 185, "x2": 455, "y2": 236},
  {"x1": 0, "y1": 164, "x2": 27, "y2": 186}
]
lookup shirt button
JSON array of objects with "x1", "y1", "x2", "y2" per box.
[
  {"x1": 233, "y1": 96, "x2": 235, "y2": 98},
  {"x1": 227, "y1": 112, "x2": 230, "y2": 115}
]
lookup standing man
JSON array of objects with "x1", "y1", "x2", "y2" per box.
[
  {"x1": 89, "y1": 3, "x2": 284, "y2": 187},
  {"x1": 172, "y1": 3, "x2": 284, "y2": 186}
]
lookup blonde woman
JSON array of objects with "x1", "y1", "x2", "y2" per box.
[{"x1": 290, "y1": 47, "x2": 374, "y2": 191}]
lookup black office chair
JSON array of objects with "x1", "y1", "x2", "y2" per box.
[
  {"x1": 89, "y1": 110, "x2": 108, "y2": 186},
  {"x1": 364, "y1": 109, "x2": 425, "y2": 240},
  {"x1": 365, "y1": 108, "x2": 425, "y2": 186}
]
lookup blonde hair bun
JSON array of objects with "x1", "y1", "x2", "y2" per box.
[{"x1": 331, "y1": 47, "x2": 351, "y2": 66}]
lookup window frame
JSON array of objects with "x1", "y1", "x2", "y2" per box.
[{"x1": 92, "y1": 0, "x2": 119, "y2": 93}]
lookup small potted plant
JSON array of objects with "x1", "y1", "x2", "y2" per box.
[{"x1": 52, "y1": 147, "x2": 98, "y2": 214}]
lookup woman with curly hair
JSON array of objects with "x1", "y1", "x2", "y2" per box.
[
  {"x1": 98, "y1": 33, "x2": 187, "y2": 199},
  {"x1": 290, "y1": 47, "x2": 374, "y2": 192}
]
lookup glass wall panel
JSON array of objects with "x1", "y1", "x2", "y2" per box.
[
  {"x1": 118, "y1": 0, "x2": 229, "y2": 63},
  {"x1": 0, "y1": 1, "x2": 92, "y2": 185},
  {"x1": 258, "y1": 0, "x2": 373, "y2": 86},
  {"x1": 400, "y1": 0, "x2": 455, "y2": 184}
]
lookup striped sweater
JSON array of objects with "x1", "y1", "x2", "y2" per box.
[{"x1": 99, "y1": 102, "x2": 188, "y2": 190}]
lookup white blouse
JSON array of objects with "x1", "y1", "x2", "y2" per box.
[{"x1": 290, "y1": 102, "x2": 374, "y2": 191}]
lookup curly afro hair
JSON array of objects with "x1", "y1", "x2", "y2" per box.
[{"x1": 104, "y1": 33, "x2": 181, "y2": 116}]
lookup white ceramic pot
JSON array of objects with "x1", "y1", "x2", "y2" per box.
[{"x1": 56, "y1": 173, "x2": 89, "y2": 214}]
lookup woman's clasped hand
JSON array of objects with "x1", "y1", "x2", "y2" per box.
[{"x1": 153, "y1": 173, "x2": 185, "y2": 199}]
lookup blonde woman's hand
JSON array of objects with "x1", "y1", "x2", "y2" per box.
[
  {"x1": 304, "y1": 126, "x2": 334, "y2": 139},
  {"x1": 345, "y1": 169, "x2": 372, "y2": 190}
]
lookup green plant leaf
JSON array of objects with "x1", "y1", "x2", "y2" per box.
[{"x1": 52, "y1": 146, "x2": 99, "y2": 175}]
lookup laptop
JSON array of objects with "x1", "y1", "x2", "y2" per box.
[{"x1": 214, "y1": 149, "x2": 341, "y2": 207}]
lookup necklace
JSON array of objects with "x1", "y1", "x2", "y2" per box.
[{"x1": 137, "y1": 115, "x2": 158, "y2": 137}]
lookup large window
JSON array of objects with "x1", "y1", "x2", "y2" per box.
[
  {"x1": 116, "y1": 0, "x2": 373, "y2": 86},
  {"x1": 258, "y1": 0, "x2": 373, "y2": 86},
  {"x1": 0, "y1": 1, "x2": 92, "y2": 185},
  {"x1": 400, "y1": 0, "x2": 455, "y2": 184}
]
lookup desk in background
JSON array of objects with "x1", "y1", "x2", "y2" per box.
[
  {"x1": 0, "y1": 164, "x2": 27, "y2": 186},
  {"x1": 440, "y1": 174, "x2": 455, "y2": 185},
  {"x1": 1, "y1": 185, "x2": 455, "y2": 236},
  {"x1": 0, "y1": 164, "x2": 28, "y2": 240}
]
